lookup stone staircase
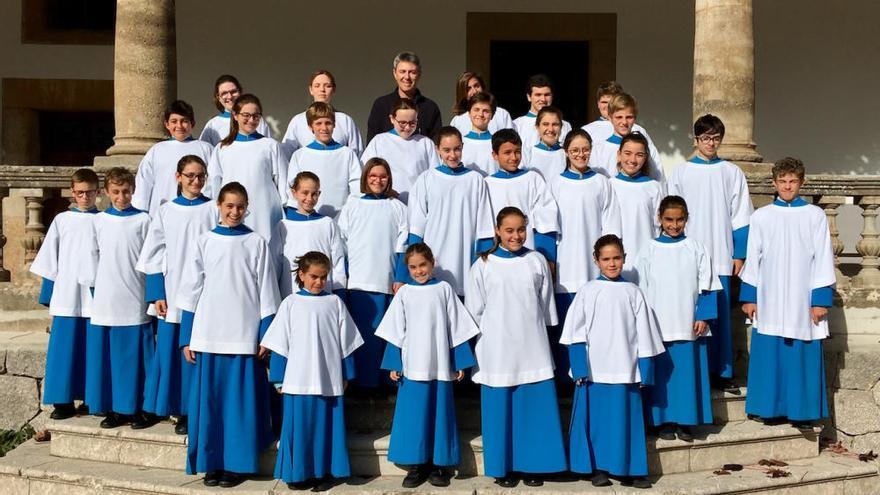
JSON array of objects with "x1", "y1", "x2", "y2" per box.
[{"x1": 1, "y1": 387, "x2": 877, "y2": 493}]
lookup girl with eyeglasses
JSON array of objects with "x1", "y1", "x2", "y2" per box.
[{"x1": 199, "y1": 74, "x2": 271, "y2": 146}]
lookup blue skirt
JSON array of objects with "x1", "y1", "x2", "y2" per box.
[
  {"x1": 143, "y1": 319, "x2": 193, "y2": 416},
  {"x1": 549, "y1": 292, "x2": 576, "y2": 383},
  {"x1": 645, "y1": 338, "x2": 713, "y2": 426},
  {"x1": 43, "y1": 316, "x2": 87, "y2": 405},
  {"x1": 84, "y1": 321, "x2": 112, "y2": 414},
  {"x1": 274, "y1": 394, "x2": 350, "y2": 483},
  {"x1": 707, "y1": 276, "x2": 733, "y2": 378},
  {"x1": 745, "y1": 329, "x2": 828, "y2": 421},
  {"x1": 570, "y1": 382, "x2": 648, "y2": 477},
  {"x1": 389, "y1": 379, "x2": 460, "y2": 466},
  {"x1": 346, "y1": 290, "x2": 392, "y2": 388},
  {"x1": 107, "y1": 321, "x2": 156, "y2": 415},
  {"x1": 481, "y1": 379, "x2": 568, "y2": 477},
  {"x1": 187, "y1": 353, "x2": 274, "y2": 475}
]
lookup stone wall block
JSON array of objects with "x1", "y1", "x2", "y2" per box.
[
  {"x1": 835, "y1": 352, "x2": 880, "y2": 390},
  {"x1": 0, "y1": 348, "x2": 6, "y2": 374},
  {"x1": 851, "y1": 432, "x2": 880, "y2": 454},
  {"x1": 833, "y1": 389, "x2": 880, "y2": 436},
  {"x1": 5, "y1": 348, "x2": 46, "y2": 378},
  {"x1": 0, "y1": 375, "x2": 40, "y2": 430}
]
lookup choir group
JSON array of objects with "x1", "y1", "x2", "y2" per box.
[{"x1": 32, "y1": 51, "x2": 835, "y2": 491}]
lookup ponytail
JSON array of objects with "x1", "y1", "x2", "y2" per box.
[
  {"x1": 479, "y1": 206, "x2": 528, "y2": 261},
  {"x1": 220, "y1": 93, "x2": 262, "y2": 147}
]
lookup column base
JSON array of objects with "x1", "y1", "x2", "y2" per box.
[
  {"x1": 93, "y1": 154, "x2": 143, "y2": 172},
  {"x1": 719, "y1": 143, "x2": 763, "y2": 164}
]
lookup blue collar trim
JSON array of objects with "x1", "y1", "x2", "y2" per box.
[
  {"x1": 362, "y1": 193, "x2": 386, "y2": 200},
  {"x1": 219, "y1": 111, "x2": 231, "y2": 118},
  {"x1": 689, "y1": 156, "x2": 722, "y2": 165},
  {"x1": 492, "y1": 246, "x2": 530, "y2": 258},
  {"x1": 465, "y1": 130, "x2": 492, "y2": 140},
  {"x1": 607, "y1": 134, "x2": 622, "y2": 145},
  {"x1": 307, "y1": 140, "x2": 342, "y2": 150},
  {"x1": 235, "y1": 132, "x2": 264, "y2": 142},
  {"x1": 284, "y1": 207, "x2": 324, "y2": 221},
  {"x1": 599, "y1": 116, "x2": 608, "y2": 122},
  {"x1": 773, "y1": 196, "x2": 809, "y2": 207},
  {"x1": 615, "y1": 171, "x2": 653, "y2": 183},
  {"x1": 411, "y1": 277, "x2": 440, "y2": 286},
  {"x1": 436, "y1": 164, "x2": 471, "y2": 175},
  {"x1": 389, "y1": 128, "x2": 400, "y2": 137},
  {"x1": 536, "y1": 142, "x2": 562, "y2": 151},
  {"x1": 561, "y1": 168, "x2": 596, "y2": 180},
  {"x1": 656, "y1": 233, "x2": 686, "y2": 244},
  {"x1": 491, "y1": 168, "x2": 527, "y2": 179},
  {"x1": 297, "y1": 288, "x2": 330, "y2": 297},
  {"x1": 168, "y1": 136, "x2": 195, "y2": 142},
  {"x1": 526, "y1": 111, "x2": 537, "y2": 118},
  {"x1": 213, "y1": 224, "x2": 252, "y2": 236},
  {"x1": 598, "y1": 274, "x2": 626, "y2": 282},
  {"x1": 173, "y1": 194, "x2": 211, "y2": 206},
  {"x1": 105, "y1": 206, "x2": 143, "y2": 216},
  {"x1": 71, "y1": 207, "x2": 100, "y2": 214}
]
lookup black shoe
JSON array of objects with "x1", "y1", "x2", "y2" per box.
[
  {"x1": 402, "y1": 466, "x2": 429, "y2": 488},
  {"x1": 630, "y1": 477, "x2": 652, "y2": 489},
  {"x1": 522, "y1": 476, "x2": 543, "y2": 487},
  {"x1": 494, "y1": 476, "x2": 519, "y2": 488},
  {"x1": 50, "y1": 403, "x2": 76, "y2": 420},
  {"x1": 218, "y1": 471, "x2": 243, "y2": 488},
  {"x1": 175, "y1": 416, "x2": 188, "y2": 435},
  {"x1": 100, "y1": 413, "x2": 129, "y2": 428},
  {"x1": 657, "y1": 425, "x2": 676, "y2": 441},
  {"x1": 761, "y1": 416, "x2": 787, "y2": 426},
  {"x1": 676, "y1": 425, "x2": 694, "y2": 442},
  {"x1": 791, "y1": 420, "x2": 815, "y2": 431},
  {"x1": 203, "y1": 471, "x2": 222, "y2": 487},
  {"x1": 313, "y1": 477, "x2": 343, "y2": 492},
  {"x1": 711, "y1": 376, "x2": 740, "y2": 394},
  {"x1": 288, "y1": 480, "x2": 314, "y2": 490},
  {"x1": 130, "y1": 412, "x2": 158, "y2": 430},
  {"x1": 76, "y1": 403, "x2": 90, "y2": 415},
  {"x1": 591, "y1": 472, "x2": 612, "y2": 487},
  {"x1": 428, "y1": 468, "x2": 451, "y2": 487}
]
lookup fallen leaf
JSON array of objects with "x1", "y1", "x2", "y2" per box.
[
  {"x1": 766, "y1": 468, "x2": 791, "y2": 478},
  {"x1": 713, "y1": 469, "x2": 730, "y2": 475},
  {"x1": 722, "y1": 464, "x2": 743, "y2": 471},
  {"x1": 858, "y1": 450, "x2": 877, "y2": 462},
  {"x1": 33, "y1": 430, "x2": 51, "y2": 442}
]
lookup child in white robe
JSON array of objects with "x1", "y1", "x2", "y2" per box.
[
  {"x1": 404, "y1": 126, "x2": 495, "y2": 296},
  {"x1": 547, "y1": 130, "x2": 622, "y2": 382},
  {"x1": 177, "y1": 182, "x2": 281, "y2": 487},
  {"x1": 360, "y1": 98, "x2": 435, "y2": 204},
  {"x1": 206, "y1": 93, "x2": 287, "y2": 241},
  {"x1": 261, "y1": 251, "x2": 363, "y2": 491},
  {"x1": 449, "y1": 71, "x2": 513, "y2": 134},
  {"x1": 740, "y1": 157, "x2": 835, "y2": 428},
  {"x1": 582, "y1": 81, "x2": 658, "y2": 152},
  {"x1": 287, "y1": 102, "x2": 362, "y2": 218},
  {"x1": 336, "y1": 159, "x2": 408, "y2": 390},
  {"x1": 522, "y1": 106, "x2": 566, "y2": 180},
  {"x1": 376, "y1": 243, "x2": 479, "y2": 488},
  {"x1": 136, "y1": 155, "x2": 217, "y2": 435},
  {"x1": 633, "y1": 196, "x2": 720, "y2": 441},
  {"x1": 199, "y1": 74, "x2": 271, "y2": 146},
  {"x1": 513, "y1": 74, "x2": 573, "y2": 148},
  {"x1": 609, "y1": 132, "x2": 664, "y2": 280},
  {"x1": 589, "y1": 93, "x2": 664, "y2": 183},
  {"x1": 561, "y1": 234, "x2": 665, "y2": 489},
  {"x1": 80, "y1": 168, "x2": 154, "y2": 429},
  {"x1": 31, "y1": 168, "x2": 100, "y2": 421},
  {"x1": 465, "y1": 207, "x2": 567, "y2": 487},
  {"x1": 133, "y1": 100, "x2": 213, "y2": 216},
  {"x1": 668, "y1": 114, "x2": 753, "y2": 390},
  {"x1": 282, "y1": 70, "x2": 364, "y2": 157},
  {"x1": 461, "y1": 92, "x2": 498, "y2": 176}
]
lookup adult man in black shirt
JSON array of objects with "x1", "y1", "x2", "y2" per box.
[{"x1": 366, "y1": 51, "x2": 442, "y2": 142}]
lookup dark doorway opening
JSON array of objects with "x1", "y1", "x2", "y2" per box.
[
  {"x1": 39, "y1": 111, "x2": 114, "y2": 165},
  {"x1": 490, "y1": 40, "x2": 590, "y2": 127}
]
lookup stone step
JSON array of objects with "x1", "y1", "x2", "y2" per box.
[
  {"x1": 2, "y1": 439, "x2": 877, "y2": 495},
  {"x1": 0, "y1": 309, "x2": 51, "y2": 332},
  {"x1": 48, "y1": 415, "x2": 816, "y2": 477}
]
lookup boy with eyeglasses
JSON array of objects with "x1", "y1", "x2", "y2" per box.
[
  {"x1": 133, "y1": 100, "x2": 213, "y2": 216},
  {"x1": 31, "y1": 168, "x2": 102, "y2": 420},
  {"x1": 668, "y1": 114, "x2": 753, "y2": 393}
]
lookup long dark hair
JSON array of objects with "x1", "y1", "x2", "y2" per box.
[{"x1": 220, "y1": 94, "x2": 261, "y2": 147}]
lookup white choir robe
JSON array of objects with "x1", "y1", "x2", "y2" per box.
[
  {"x1": 199, "y1": 111, "x2": 271, "y2": 147},
  {"x1": 132, "y1": 138, "x2": 214, "y2": 216},
  {"x1": 461, "y1": 130, "x2": 497, "y2": 176},
  {"x1": 287, "y1": 141, "x2": 361, "y2": 218},
  {"x1": 740, "y1": 197, "x2": 835, "y2": 421},
  {"x1": 609, "y1": 172, "x2": 664, "y2": 280},
  {"x1": 282, "y1": 110, "x2": 363, "y2": 157},
  {"x1": 407, "y1": 165, "x2": 495, "y2": 296},
  {"x1": 590, "y1": 134, "x2": 665, "y2": 184},
  {"x1": 360, "y1": 130, "x2": 436, "y2": 204},
  {"x1": 581, "y1": 119, "x2": 654, "y2": 150},
  {"x1": 513, "y1": 112, "x2": 572, "y2": 149},
  {"x1": 206, "y1": 133, "x2": 287, "y2": 241},
  {"x1": 484, "y1": 168, "x2": 560, "y2": 257},
  {"x1": 270, "y1": 208, "x2": 347, "y2": 298},
  {"x1": 31, "y1": 207, "x2": 99, "y2": 406},
  {"x1": 523, "y1": 142, "x2": 566, "y2": 180},
  {"x1": 450, "y1": 107, "x2": 514, "y2": 135},
  {"x1": 547, "y1": 169, "x2": 622, "y2": 293}
]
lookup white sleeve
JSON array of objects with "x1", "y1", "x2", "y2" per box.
[
  {"x1": 408, "y1": 173, "x2": 429, "y2": 238},
  {"x1": 463, "y1": 261, "x2": 488, "y2": 326},
  {"x1": 633, "y1": 250, "x2": 649, "y2": 291},
  {"x1": 448, "y1": 287, "x2": 480, "y2": 347},
  {"x1": 730, "y1": 168, "x2": 754, "y2": 231},
  {"x1": 560, "y1": 288, "x2": 590, "y2": 345},
  {"x1": 136, "y1": 208, "x2": 167, "y2": 274},
  {"x1": 205, "y1": 145, "x2": 223, "y2": 199},
  {"x1": 394, "y1": 202, "x2": 409, "y2": 253},
  {"x1": 132, "y1": 149, "x2": 155, "y2": 212},
  {"x1": 339, "y1": 298, "x2": 364, "y2": 357},
  {"x1": 529, "y1": 174, "x2": 561, "y2": 234},
  {"x1": 272, "y1": 141, "x2": 289, "y2": 206},
  {"x1": 257, "y1": 238, "x2": 282, "y2": 318},
  {"x1": 635, "y1": 289, "x2": 666, "y2": 358},
  {"x1": 330, "y1": 221, "x2": 347, "y2": 290},
  {"x1": 199, "y1": 122, "x2": 220, "y2": 147},
  {"x1": 281, "y1": 119, "x2": 300, "y2": 160},
  {"x1": 497, "y1": 108, "x2": 514, "y2": 130},
  {"x1": 286, "y1": 152, "x2": 302, "y2": 205},
  {"x1": 30, "y1": 218, "x2": 60, "y2": 281},
  {"x1": 260, "y1": 298, "x2": 291, "y2": 357},
  {"x1": 336, "y1": 202, "x2": 352, "y2": 243},
  {"x1": 347, "y1": 119, "x2": 365, "y2": 157},
  {"x1": 175, "y1": 237, "x2": 206, "y2": 312},
  {"x1": 78, "y1": 221, "x2": 99, "y2": 288},
  {"x1": 474, "y1": 180, "x2": 496, "y2": 240},
  {"x1": 601, "y1": 180, "x2": 623, "y2": 237},
  {"x1": 258, "y1": 118, "x2": 272, "y2": 139},
  {"x1": 360, "y1": 137, "x2": 378, "y2": 163},
  {"x1": 538, "y1": 256, "x2": 559, "y2": 326},
  {"x1": 268, "y1": 222, "x2": 291, "y2": 295},
  {"x1": 347, "y1": 151, "x2": 363, "y2": 199},
  {"x1": 697, "y1": 242, "x2": 722, "y2": 292},
  {"x1": 811, "y1": 211, "x2": 837, "y2": 290},
  {"x1": 375, "y1": 291, "x2": 406, "y2": 347},
  {"x1": 647, "y1": 138, "x2": 665, "y2": 185},
  {"x1": 738, "y1": 214, "x2": 761, "y2": 288},
  {"x1": 667, "y1": 169, "x2": 682, "y2": 196}
]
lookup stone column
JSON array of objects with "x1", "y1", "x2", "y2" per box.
[
  {"x1": 693, "y1": 0, "x2": 762, "y2": 164},
  {"x1": 18, "y1": 189, "x2": 46, "y2": 269},
  {"x1": 95, "y1": 0, "x2": 176, "y2": 170},
  {"x1": 818, "y1": 196, "x2": 850, "y2": 290},
  {"x1": 852, "y1": 196, "x2": 880, "y2": 289}
]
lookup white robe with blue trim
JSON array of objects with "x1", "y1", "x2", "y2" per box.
[
  {"x1": 287, "y1": 144, "x2": 362, "y2": 218},
  {"x1": 514, "y1": 114, "x2": 572, "y2": 149},
  {"x1": 336, "y1": 196, "x2": 408, "y2": 295},
  {"x1": 484, "y1": 170, "x2": 560, "y2": 250},
  {"x1": 360, "y1": 132, "x2": 436, "y2": 204},
  {"x1": 282, "y1": 110, "x2": 364, "y2": 157},
  {"x1": 450, "y1": 107, "x2": 514, "y2": 135},
  {"x1": 269, "y1": 212, "x2": 347, "y2": 297},
  {"x1": 609, "y1": 175, "x2": 664, "y2": 265},
  {"x1": 461, "y1": 132, "x2": 497, "y2": 176},
  {"x1": 199, "y1": 114, "x2": 271, "y2": 147},
  {"x1": 132, "y1": 139, "x2": 214, "y2": 216}
]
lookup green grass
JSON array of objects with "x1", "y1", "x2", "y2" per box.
[{"x1": 0, "y1": 424, "x2": 35, "y2": 457}]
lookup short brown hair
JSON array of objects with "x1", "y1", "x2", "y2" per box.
[
  {"x1": 772, "y1": 157, "x2": 806, "y2": 180},
  {"x1": 104, "y1": 167, "x2": 135, "y2": 189},
  {"x1": 70, "y1": 168, "x2": 99, "y2": 188},
  {"x1": 467, "y1": 91, "x2": 497, "y2": 115},
  {"x1": 306, "y1": 102, "x2": 335, "y2": 126},
  {"x1": 596, "y1": 81, "x2": 624, "y2": 99},
  {"x1": 607, "y1": 93, "x2": 639, "y2": 117}
]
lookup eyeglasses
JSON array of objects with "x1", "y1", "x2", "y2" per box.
[
  {"x1": 568, "y1": 148, "x2": 592, "y2": 156},
  {"x1": 238, "y1": 112, "x2": 262, "y2": 122},
  {"x1": 218, "y1": 89, "x2": 240, "y2": 98},
  {"x1": 180, "y1": 172, "x2": 207, "y2": 181},
  {"x1": 697, "y1": 134, "x2": 723, "y2": 144},
  {"x1": 393, "y1": 118, "x2": 418, "y2": 128},
  {"x1": 72, "y1": 189, "x2": 97, "y2": 197}
]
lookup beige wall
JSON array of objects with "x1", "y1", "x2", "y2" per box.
[{"x1": 1, "y1": 0, "x2": 879, "y2": 174}]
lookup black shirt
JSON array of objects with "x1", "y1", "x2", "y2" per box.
[{"x1": 366, "y1": 88, "x2": 443, "y2": 143}]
